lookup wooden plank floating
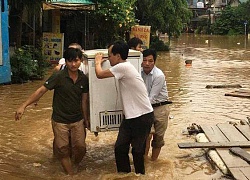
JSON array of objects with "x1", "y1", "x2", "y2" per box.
[
  {"x1": 217, "y1": 123, "x2": 247, "y2": 142},
  {"x1": 236, "y1": 90, "x2": 250, "y2": 93},
  {"x1": 235, "y1": 125, "x2": 250, "y2": 141},
  {"x1": 200, "y1": 125, "x2": 228, "y2": 142},
  {"x1": 229, "y1": 167, "x2": 250, "y2": 180},
  {"x1": 206, "y1": 123, "x2": 250, "y2": 168},
  {"x1": 178, "y1": 141, "x2": 250, "y2": 149},
  {"x1": 225, "y1": 90, "x2": 250, "y2": 98},
  {"x1": 238, "y1": 167, "x2": 250, "y2": 179},
  {"x1": 199, "y1": 125, "x2": 246, "y2": 168},
  {"x1": 205, "y1": 84, "x2": 242, "y2": 89},
  {"x1": 229, "y1": 147, "x2": 250, "y2": 164},
  {"x1": 190, "y1": 123, "x2": 250, "y2": 179}
]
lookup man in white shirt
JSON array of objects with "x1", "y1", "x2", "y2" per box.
[
  {"x1": 141, "y1": 49, "x2": 171, "y2": 161},
  {"x1": 94, "y1": 41, "x2": 154, "y2": 174}
]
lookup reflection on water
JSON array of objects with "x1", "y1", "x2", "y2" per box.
[{"x1": 0, "y1": 34, "x2": 249, "y2": 179}]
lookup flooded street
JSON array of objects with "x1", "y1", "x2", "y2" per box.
[{"x1": 0, "y1": 34, "x2": 250, "y2": 179}]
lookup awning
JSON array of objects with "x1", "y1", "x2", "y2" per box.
[{"x1": 43, "y1": 0, "x2": 95, "y2": 11}]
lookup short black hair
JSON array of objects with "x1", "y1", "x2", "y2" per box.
[
  {"x1": 63, "y1": 48, "x2": 82, "y2": 62},
  {"x1": 127, "y1": 37, "x2": 143, "y2": 49},
  {"x1": 110, "y1": 41, "x2": 129, "y2": 60},
  {"x1": 142, "y1": 49, "x2": 157, "y2": 62}
]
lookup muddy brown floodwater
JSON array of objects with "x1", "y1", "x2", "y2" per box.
[{"x1": 0, "y1": 34, "x2": 250, "y2": 180}]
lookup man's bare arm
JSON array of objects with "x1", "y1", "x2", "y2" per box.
[{"x1": 15, "y1": 85, "x2": 48, "y2": 120}]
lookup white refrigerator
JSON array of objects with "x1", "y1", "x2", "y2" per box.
[{"x1": 84, "y1": 49, "x2": 142, "y2": 134}]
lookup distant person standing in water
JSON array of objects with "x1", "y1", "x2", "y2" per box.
[
  {"x1": 15, "y1": 48, "x2": 89, "y2": 175},
  {"x1": 94, "y1": 41, "x2": 154, "y2": 174},
  {"x1": 141, "y1": 49, "x2": 171, "y2": 161}
]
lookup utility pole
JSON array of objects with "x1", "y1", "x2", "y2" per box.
[
  {"x1": 244, "y1": 21, "x2": 248, "y2": 49},
  {"x1": 207, "y1": 0, "x2": 211, "y2": 34},
  {"x1": 244, "y1": 21, "x2": 248, "y2": 36}
]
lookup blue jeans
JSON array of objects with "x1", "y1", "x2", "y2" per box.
[{"x1": 114, "y1": 112, "x2": 154, "y2": 174}]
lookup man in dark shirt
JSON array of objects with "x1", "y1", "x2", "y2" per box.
[{"x1": 15, "y1": 48, "x2": 89, "y2": 175}]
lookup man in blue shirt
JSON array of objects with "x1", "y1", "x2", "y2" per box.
[{"x1": 141, "y1": 49, "x2": 171, "y2": 161}]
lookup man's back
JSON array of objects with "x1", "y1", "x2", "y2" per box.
[{"x1": 110, "y1": 61, "x2": 153, "y2": 119}]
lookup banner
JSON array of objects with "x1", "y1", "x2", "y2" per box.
[
  {"x1": 130, "y1": 25, "x2": 151, "y2": 49},
  {"x1": 42, "y1": 32, "x2": 64, "y2": 63},
  {"x1": 43, "y1": 0, "x2": 95, "y2": 11}
]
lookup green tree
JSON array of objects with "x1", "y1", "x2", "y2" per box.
[
  {"x1": 135, "y1": 0, "x2": 192, "y2": 37},
  {"x1": 239, "y1": 0, "x2": 250, "y2": 20},
  {"x1": 10, "y1": 45, "x2": 50, "y2": 83},
  {"x1": 90, "y1": 0, "x2": 137, "y2": 47},
  {"x1": 237, "y1": 0, "x2": 250, "y2": 34},
  {"x1": 211, "y1": 2, "x2": 250, "y2": 35}
]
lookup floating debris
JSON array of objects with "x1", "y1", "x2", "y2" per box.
[
  {"x1": 205, "y1": 84, "x2": 242, "y2": 89},
  {"x1": 33, "y1": 163, "x2": 42, "y2": 167}
]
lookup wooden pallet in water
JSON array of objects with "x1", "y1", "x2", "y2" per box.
[
  {"x1": 178, "y1": 123, "x2": 250, "y2": 179},
  {"x1": 201, "y1": 123, "x2": 250, "y2": 180}
]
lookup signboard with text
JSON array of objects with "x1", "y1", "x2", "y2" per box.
[
  {"x1": 42, "y1": 32, "x2": 64, "y2": 63},
  {"x1": 130, "y1": 25, "x2": 151, "y2": 49}
]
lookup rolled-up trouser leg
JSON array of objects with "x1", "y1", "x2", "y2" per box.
[{"x1": 70, "y1": 120, "x2": 86, "y2": 164}]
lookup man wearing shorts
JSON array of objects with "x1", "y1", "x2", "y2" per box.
[
  {"x1": 141, "y1": 49, "x2": 171, "y2": 161},
  {"x1": 15, "y1": 48, "x2": 89, "y2": 175}
]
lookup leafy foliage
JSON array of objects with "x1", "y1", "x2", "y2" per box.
[
  {"x1": 89, "y1": 0, "x2": 137, "y2": 47},
  {"x1": 211, "y1": 3, "x2": 250, "y2": 35},
  {"x1": 195, "y1": 18, "x2": 210, "y2": 34},
  {"x1": 135, "y1": 0, "x2": 192, "y2": 37},
  {"x1": 87, "y1": 0, "x2": 191, "y2": 47},
  {"x1": 150, "y1": 35, "x2": 170, "y2": 51},
  {"x1": 10, "y1": 46, "x2": 50, "y2": 83}
]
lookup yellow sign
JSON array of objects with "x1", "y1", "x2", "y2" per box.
[
  {"x1": 130, "y1": 25, "x2": 151, "y2": 48},
  {"x1": 42, "y1": 32, "x2": 64, "y2": 63}
]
